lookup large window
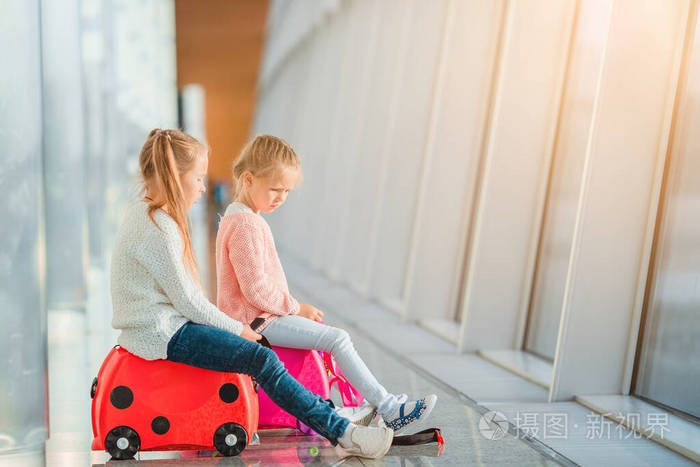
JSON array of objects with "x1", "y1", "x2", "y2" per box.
[{"x1": 632, "y1": 13, "x2": 700, "y2": 421}]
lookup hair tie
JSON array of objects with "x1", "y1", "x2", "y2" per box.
[{"x1": 153, "y1": 129, "x2": 172, "y2": 143}]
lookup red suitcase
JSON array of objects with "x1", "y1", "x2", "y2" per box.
[{"x1": 90, "y1": 346, "x2": 259, "y2": 459}]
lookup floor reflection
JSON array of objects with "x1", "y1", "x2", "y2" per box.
[{"x1": 87, "y1": 428, "x2": 442, "y2": 466}]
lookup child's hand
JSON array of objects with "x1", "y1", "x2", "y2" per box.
[
  {"x1": 240, "y1": 325, "x2": 263, "y2": 342},
  {"x1": 298, "y1": 303, "x2": 324, "y2": 322}
]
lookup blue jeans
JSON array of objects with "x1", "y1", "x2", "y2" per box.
[{"x1": 166, "y1": 322, "x2": 349, "y2": 444}]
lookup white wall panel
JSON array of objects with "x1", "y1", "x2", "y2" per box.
[
  {"x1": 264, "y1": 53, "x2": 302, "y2": 240},
  {"x1": 367, "y1": 0, "x2": 448, "y2": 312},
  {"x1": 260, "y1": 0, "x2": 340, "y2": 89},
  {"x1": 525, "y1": 0, "x2": 613, "y2": 360},
  {"x1": 458, "y1": 0, "x2": 576, "y2": 351},
  {"x1": 292, "y1": 32, "x2": 334, "y2": 263},
  {"x1": 338, "y1": 0, "x2": 414, "y2": 295},
  {"x1": 270, "y1": 47, "x2": 315, "y2": 254},
  {"x1": 308, "y1": 10, "x2": 359, "y2": 270},
  {"x1": 327, "y1": 0, "x2": 382, "y2": 281},
  {"x1": 316, "y1": 5, "x2": 366, "y2": 278},
  {"x1": 404, "y1": 0, "x2": 505, "y2": 323},
  {"x1": 292, "y1": 20, "x2": 339, "y2": 266}
]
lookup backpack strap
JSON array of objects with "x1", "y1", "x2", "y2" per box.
[
  {"x1": 392, "y1": 428, "x2": 444, "y2": 447},
  {"x1": 322, "y1": 351, "x2": 364, "y2": 407}
]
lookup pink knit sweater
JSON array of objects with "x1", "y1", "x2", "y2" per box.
[{"x1": 216, "y1": 202, "x2": 300, "y2": 328}]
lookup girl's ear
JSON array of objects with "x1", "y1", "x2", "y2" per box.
[{"x1": 243, "y1": 171, "x2": 254, "y2": 186}]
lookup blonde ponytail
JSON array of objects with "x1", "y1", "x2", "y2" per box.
[{"x1": 139, "y1": 128, "x2": 206, "y2": 285}]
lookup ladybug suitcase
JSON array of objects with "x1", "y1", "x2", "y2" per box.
[{"x1": 91, "y1": 346, "x2": 259, "y2": 459}]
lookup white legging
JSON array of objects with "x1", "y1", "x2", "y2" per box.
[{"x1": 261, "y1": 315, "x2": 404, "y2": 416}]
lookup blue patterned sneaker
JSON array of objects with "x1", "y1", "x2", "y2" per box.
[{"x1": 383, "y1": 394, "x2": 437, "y2": 435}]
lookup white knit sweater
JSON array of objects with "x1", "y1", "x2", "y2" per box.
[{"x1": 111, "y1": 201, "x2": 243, "y2": 360}]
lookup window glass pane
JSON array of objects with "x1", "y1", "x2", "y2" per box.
[
  {"x1": 524, "y1": 0, "x2": 610, "y2": 359},
  {"x1": 41, "y1": 0, "x2": 88, "y2": 311},
  {"x1": 635, "y1": 13, "x2": 700, "y2": 420},
  {"x1": 0, "y1": 0, "x2": 48, "y2": 450}
]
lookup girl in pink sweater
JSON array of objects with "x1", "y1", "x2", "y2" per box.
[{"x1": 216, "y1": 135, "x2": 436, "y2": 434}]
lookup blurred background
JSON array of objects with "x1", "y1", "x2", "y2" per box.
[{"x1": 1, "y1": 0, "x2": 698, "y2": 464}]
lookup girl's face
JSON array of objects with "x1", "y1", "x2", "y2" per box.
[
  {"x1": 243, "y1": 166, "x2": 298, "y2": 214},
  {"x1": 180, "y1": 156, "x2": 208, "y2": 210}
]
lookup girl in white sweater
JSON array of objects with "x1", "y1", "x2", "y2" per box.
[{"x1": 110, "y1": 128, "x2": 392, "y2": 459}]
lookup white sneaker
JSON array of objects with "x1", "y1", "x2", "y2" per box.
[
  {"x1": 335, "y1": 402, "x2": 376, "y2": 426},
  {"x1": 383, "y1": 394, "x2": 437, "y2": 435},
  {"x1": 337, "y1": 424, "x2": 394, "y2": 459}
]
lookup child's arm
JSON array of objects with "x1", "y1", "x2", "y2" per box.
[
  {"x1": 136, "y1": 213, "x2": 244, "y2": 336},
  {"x1": 228, "y1": 222, "x2": 300, "y2": 316}
]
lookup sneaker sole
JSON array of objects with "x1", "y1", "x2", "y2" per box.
[
  {"x1": 336, "y1": 427, "x2": 394, "y2": 460},
  {"x1": 393, "y1": 394, "x2": 437, "y2": 435}
]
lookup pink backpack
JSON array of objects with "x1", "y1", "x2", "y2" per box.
[
  {"x1": 257, "y1": 343, "x2": 364, "y2": 434},
  {"x1": 258, "y1": 345, "x2": 329, "y2": 431}
]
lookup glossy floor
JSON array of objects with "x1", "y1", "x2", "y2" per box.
[{"x1": 3, "y1": 306, "x2": 559, "y2": 466}]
